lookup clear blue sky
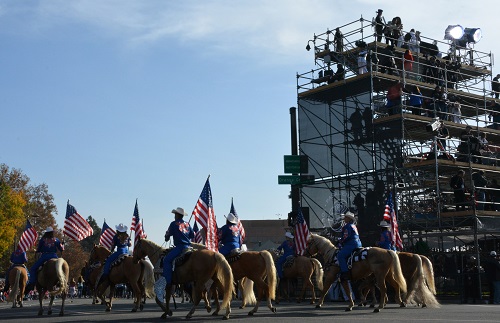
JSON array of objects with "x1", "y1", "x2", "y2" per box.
[{"x1": 1, "y1": 1, "x2": 498, "y2": 244}]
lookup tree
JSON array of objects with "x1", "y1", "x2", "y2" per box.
[
  {"x1": 0, "y1": 181, "x2": 26, "y2": 270},
  {"x1": 80, "y1": 215, "x2": 101, "y2": 252}
]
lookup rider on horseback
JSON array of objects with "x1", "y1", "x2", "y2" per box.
[
  {"x1": 276, "y1": 232, "x2": 295, "y2": 279},
  {"x1": 218, "y1": 213, "x2": 242, "y2": 257},
  {"x1": 163, "y1": 207, "x2": 194, "y2": 294},
  {"x1": 376, "y1": 220, "x2": 396, "y2": 251},
  {"x1": 97, "y1": 223, "x2": 131, "y2": 286},
  {"x1": 2, "y1": 249, "x2": 28, "y2": 292},
  {"x1": 26, "y1": 227, "x2": 64, "y2": 291},
  {"x1": 337, "y1": 212, "x2": 362, "y2": 281}
]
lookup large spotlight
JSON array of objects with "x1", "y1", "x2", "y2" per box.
[
  {"x1": 463, "y1": 28, "x2": 482, "y2": 44},
  {"x1": 444, "y1": 25, "x2": 464, "y2": 40}
]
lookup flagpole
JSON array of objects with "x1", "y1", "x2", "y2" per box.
[{"x1": 188, "y1": 174, "x2": 210, "y2": 225}]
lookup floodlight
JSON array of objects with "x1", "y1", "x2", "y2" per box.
[
  {"x1": 463, "y1": 28, "x2": 482, "y2": 44},
  {"x1": 444, "y1": 25, "x2": 464, "y2": 40}
]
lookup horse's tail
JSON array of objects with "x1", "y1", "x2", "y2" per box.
[
  {"x1": 6, "y1": 269, "x2": 20, "y2": 303},
  {"x1": 214, "y1": 252, "x2": 235, "y2": 309},
  {"x1": 49, "y1": 258, "x2": 68, "y2": 296},
  {"x1": 261, "y1": 250, "x2": 276, "y2": 300},
  {"x1": 389, "y1": 250, "x2": 407, "y2": 294},
  {"x1": 141, "y1": 259, "x2": 156, "y2": 298},
  {"x1": 240, "y1": 277, "x2": 256, "y2": 305},
  {"x1": 310, "y1": 258, "x2": 324, "y2": 291},
  {"x1": 420, "y1": 255, "x2": 437, "y2": 295}
]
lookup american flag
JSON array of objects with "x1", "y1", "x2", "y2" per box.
[
  {"x1": 17, "y1": 220, "x2": 38, "y2": 252},
  {"x1": 383, "y1": 192, "x2": 404, "y2": 250},
  {"x1": 294, "y1": 208, "x2": 310, "y2": 256},
  {"x1": 64, "y1": 201, "x2": 93, "y2": 241},
  {"x1": 192, "y1": 221, "x2": 203, "y2": 244},
  {"x1": 230, "y1": 198, "x2": 246, "y2": 242},
  {"x1": 131, "y1": 199, "x2": 147, "y2": 245},
  {"x1": 192, "y1": 177, "x2": 218, "y2": 251},
  {"x1": 99, "y1": 220, "x2": 116, "y2": 250}
]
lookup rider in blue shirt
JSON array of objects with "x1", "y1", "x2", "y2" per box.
[
  {"x1": 276, "y1": 232, "x2": 296, "y2": 279},
  {"x1": 27, "y1": 227, "x2": 64, "y2": 288},
  {"x1": 376, "y1": 220, "x2": 396, "y2": 251},
  {"x1": 98, "y1": 223, "x2": 131, "y2": 286},
  {"x1": 337, "y1": 212, "x2": 362, "y2": 281},
  {"x1": 218, "y1": 213, "x2": 242, "y2": 256},
  {"x1": 3, "y1": 249, "x2": 28, "y2": 292},
  {"x1": 163, "y1": 207, "x2": 194, "y2": 289}
]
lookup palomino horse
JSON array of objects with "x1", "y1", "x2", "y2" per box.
[
  {"x1": 36, "y1": 258, "x2": 70, "y2": 316},
  {"x1": 132, "y1": 238, "x2": 234, "y2": 320},
  {"x1": 227, "y1": 249, "x2": 277, "y2": 315},
  {"x1": 358, "y1": 252, "x2": 439, "y2": 308},
  {"x1": 80, "y1": 261, "x2": 106, "y2": 304},
  {"x1": 90, "y1": 244, "x2": 155, "y2": 312},
  {"x1": 269, "y1": 249, "x2": 323, "y2": 304},
  {"x1": 6, "y1": 265, "x2": 28, "y2": 308},
  {"x1": 306, "y1": 234, "x2": 407, "y2": 312}
]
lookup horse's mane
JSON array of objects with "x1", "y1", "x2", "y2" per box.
[
  {"x1": 311, "y1": 233, "x2": 336, "y2": 250},
  {"x1": 141, "y1": 239, "x2": 166, "y2": 251},
  {"x1": 191, "y1": 242, "x2": 207, "y2": 250}
]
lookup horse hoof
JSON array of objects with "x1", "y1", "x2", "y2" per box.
[
  {"x1": 222, "y1": 315, "x2": 229, "y2": 320},
  {"x1": 271, "y1": 307, "x2": 277, "y2": 313},
  {"x1": 422, "y1": 304, "x2": 427, "y2": 308},
  {"x1": 345, "y1": 307, "x2": 352, "y2": 312},
  {"x1": 400, "y1": 303, "x2": 407, "y2": 308},
  {"x1": 358, "y1": 303, "x2": 363, "y2": 307},
  {"x1": 206, "y1": 306, "x2": 212, "y2": 313},
  {"x1": 131, "y1": 308, "x2": 137, "y2": 312},
  {"x1": 105, "y1": 308, "x2": 111, "y2": 312},
  {"x1": 374, "y1": 308, "x2": 380, "y2": 313},
  {"x1": 369, "y1": 304, "x2": 375, "y2": 308},
  {"x1": 48, "y1": 310, "x2": 52, "y2": 315},
  {"x1": 140, "y1": 304, "x2": 144, "y2": 311},
  {"x1": 167, "y1": 310, "x2": 173, "y2": 317},
  {"x1": 239, "y1": 305, "x2": 244, "y2": 309},
  {"x1": 248, "y1": 311, "x2": 254, "y2": 316},
  {"x1": 185, "y1": 314, "x2": 192, "y2": 319},
  {"x1": 315, "y1": 304, "x2": 321, "y2": 309},
  {"x1": 161, "y1": 313, "x2": 167, "y2": 319}
]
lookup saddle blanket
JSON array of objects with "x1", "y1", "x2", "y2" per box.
[
  {"x1": 283, "y1": 255, "x2": 295, "y2": 269},
  {"x1": 333, "y1": 247, "x2": 370, "y2": 269},
  {"x1": 154, "y1": 248, "x2": 193, "y2": 274},
  {"x1": 224, "y1": 248, "x2": 242, "y2": 264}
]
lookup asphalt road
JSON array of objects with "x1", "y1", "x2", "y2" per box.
[{"x1": 1, "y1": 296, "x2": 500, "y2": 322}]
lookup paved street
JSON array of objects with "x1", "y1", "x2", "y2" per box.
[{"x1": 1, "y1": 296, "x2": 500, "y2": 322}]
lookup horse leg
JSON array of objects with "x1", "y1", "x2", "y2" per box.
[
  {"x1": 59, "y1": 290, "x2": 67, "y2": 316},
  {"x1": 161, "y1": 283, "x2": 173, "y2": 319},
  {"x1": 129, "y1": 281, "x2": 141, "y2": 312},
  {"x1": 186, "y1": 281, "x2": 204, "y2": 319},
  {"x1": 210, "y1": 281, "x2": 222, "y2": 316},
  {"x1": 340, "y1": 280, "x2": 354, "y2": 311},
  {"x1": 302, "y1": 278, "x2": 314, "y2": 304},
  {"x1": 316, "y1": 273, "x2": 335, "y2": 308},
  {"x1": 38, "y1": 287, "x2": 44, "y2": 316},
  {"x1": 374, "y1": 273, "x2": 388, "y2": 312},
  {"x1": 387, "y1": 269, "x2": 406, "y2": 307},
  {"x1": 47, "y1": 295, "x2": 55, "y2": 315}
]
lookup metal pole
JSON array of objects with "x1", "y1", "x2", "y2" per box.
[{"x1": 290, "y1": 107, "x2": 300, "y2": 221}]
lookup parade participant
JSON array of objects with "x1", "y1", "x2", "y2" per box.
[
  {"x1": 26, "y1": 227, "x2": 64, "y2": 290},
  {"x1": 218, "y1": 213, "x2": 242, "y2": 256},
  {"x1": 98, "y1": 223, "x2": 131, "y2": 286},
  {"x1": 375, "y1": 220, "x2": 396, "y2": 250},
  {"x1": 276, "y1": 232, "x2": 296, "y2": 279},
  {"x1": 337, "y1": 211, "x2": 362, "y2": 281},
  {"x1": 163, "y1": 207, "x2": 194, "y2": 293},
  {"x1": 2, "y1": 248, "x2": 28, "y2": 292}
]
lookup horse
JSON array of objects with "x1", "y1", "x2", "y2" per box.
[
  {"x1": 35, "y1": 258, "x2": 70, "y2": 316},
  {"x1": 132, "y1": 238, "x2": 234, "y2": 320},
  {"x1": 80, "y1": 261, "x2": 107, "y2": 304},
  {"x1": 358, "y1": 252, "x2": 439, "y2": 308},
  {"x1": 6, "y1": 265, "x2": 28, "y2": 308},
  {"x1": 306, "y1": 234, "x2": 407, "y2": 312},
  {"x1": 269, "y1": 249, "x2": 323, "y2": 304},
  {"x1": 90, "y1": 244, "x2": 155, "y2": 312},
  {"x1": 225, "y1": 249, "x2": 277, "y2": 315}
]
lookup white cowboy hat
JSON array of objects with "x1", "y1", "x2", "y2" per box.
[
  {"x1": 171, "y1": 207, "x2": 188, "y2": 217},
  {"x1": 45, "y1": 226, "x2": 54, "y2": 233},
  {"x1": 115, "y1": 223, "x2": 128, "y2": 232},
  {"x1": 285, "y1": 232, "x2": 294, "y2": 239},
  {"x1": 378, "y1": 220, "x2": 391, "y2": 227},
  {"x1": 342, "y1": 211, "x2": 356, "y2": 220},
  {"x1": 226, "y1": 213, "x2": 238, "y2": 224}
]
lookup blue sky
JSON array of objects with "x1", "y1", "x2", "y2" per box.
[{"x1": 1, "y1": 1, "x2": 498, "y2": 244}]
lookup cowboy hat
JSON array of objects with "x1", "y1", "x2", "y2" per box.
[
  {"x1": 285, "y1": 232, "x2": 294, "y2": 239},
  {"x1": 115, "y1": 223, "x2": 128, "y2": 232},
  {"x1": 226, "y1": 213, "x2": 238, "y2": 224},
  {"x1": 172, "y1": 207, "x2": 188, "y2": 217},
  {"x1": 45, "y1": 226, "x2": 54, "y2": 233},
  {"x1": 377, "y1": 9, "x2": 383, "y2": 13},
  {"x1": 491, "y1": 251, "x2": 497, "y2": 257},
  {"x1": 342, "y1": 211, "x2": 356, "y2": 220},
  {"x1": 378, "y1": 220, "x2": 391, "y2": 227}
]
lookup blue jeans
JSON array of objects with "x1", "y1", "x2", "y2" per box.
[
  {"x1": 276, "y1": 254, "x2": 292, "y2": 279},
  {"x1": 103, "y1": 248, "x2": 128, "y2": 276},
  {"x1": 29, "y1": 253, "x2": 57, "y2": 284},
  {"x1": 338, "y1": 246, "x2": 356, "y2": 273},
  {"x1": 163, "y1": 246, "x2": 188, "y2": 284}
]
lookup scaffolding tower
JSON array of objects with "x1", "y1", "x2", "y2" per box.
[{"x1": 295, "y1": 16, "x2": 500, "y2": 297}]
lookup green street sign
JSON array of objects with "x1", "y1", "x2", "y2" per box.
[
  {"x1": 278, "y1": 175, "x2": 315, "y2": 185},
  {"x1": 284, "y1": 155, "x2": 309, "y2": 174}
]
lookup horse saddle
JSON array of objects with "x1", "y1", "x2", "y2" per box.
[
  {"x1": 108, "y1": 254, "x2": 129, "y2": 270},
  {"x1": 224, "y1": 248, "x2": 242, "y2": 264},
  {"x1": 172, "y1": 248, "x2": 194, "y2": 271},
  {"x1": 347, "y1": 247, "x2": 370, "y2": 269},
  {"x1": 283, "y1": 255, "x2": 296, "y2": 269}
]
